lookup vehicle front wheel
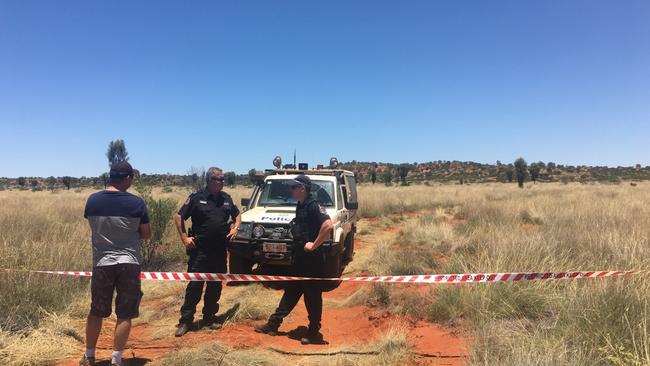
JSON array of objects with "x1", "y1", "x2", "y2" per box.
[
  {"x1": 255, "y1": 264, "x2": 291, "y2": 290},
  {"x1": 342, "y1": 231, "x2": 355, "y2": 265},
  {"x1": 228, "y1": 250, "x2": 254, "y2": 273}
]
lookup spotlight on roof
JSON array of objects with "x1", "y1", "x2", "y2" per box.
[
  {"x1": 273, "y1": 156, "x2": 282, "y2": 169},
  {"x1": 329, "y1": 157, "x2": 339, "y2": 168}
]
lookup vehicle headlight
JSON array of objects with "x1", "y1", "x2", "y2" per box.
[
  {"x1": 253, "y1": 225, "x2": 265, "y2": 238},
  {"x1": 237, "y1": 223, "x2": 252, "y2": 239}
]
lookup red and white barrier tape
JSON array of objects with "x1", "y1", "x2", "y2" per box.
[{"x1": 2, "y1": 269, "x2": 646, "y2": 284}]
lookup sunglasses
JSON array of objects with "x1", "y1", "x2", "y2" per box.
[
  {"x1": 290, "y1": 184, "x2": 303, "y2": 190},
  {"x1": 210, "y1": 176, "x2": 225, "y2": 182}
]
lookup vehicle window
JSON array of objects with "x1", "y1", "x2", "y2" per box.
[
  {"x1": 311, "y1": 180, "x2": 335, "y2": 206},
  {"x1": 343, "y1": 175, "x2": 358, "y2": 205},
  {"x1": 257, "y1": 180, "x2": 335, "y2": 207}
]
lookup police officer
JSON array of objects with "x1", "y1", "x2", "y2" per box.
[
  {"x1": 254, "y1": 175, "x2": 334, "y2": 345},
  {"x1": 174, "y1": 167, "x2": 241, "y2": 337}
]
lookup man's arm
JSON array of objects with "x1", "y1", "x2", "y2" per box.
[
  {"x1": 304, "y1": 219, "x2": 334, "y2": 252},
  {"x1": 174, "y1": 213, "x2": 195, "y2": 249},
  {"x1": 227, "y1": 211, "x2": 242, "y2": 240},
  {"x1": 139, "y1": 200, "x2": 152, "y2": 240},
  {"x1": 139, "y1": 223, "x2": 152, "y2": 240}
]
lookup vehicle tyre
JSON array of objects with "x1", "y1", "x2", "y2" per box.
[
  {"x1": 255, "y1": 264, "x2": 290, "y2": 290},
  {"x1": 342, "y1": 231, "x2": 355, "y2": 266},
  {"x1": 321, "y1": 244, "x2": 343, "y2": 292},
  {"x1": 229, "y1": 250, "x2": 254, "y2": 274},
  {"x1": 228, "y1": 250, "x2": 254, "y2": 286}
]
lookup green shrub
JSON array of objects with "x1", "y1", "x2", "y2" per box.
[{"x1": 136, "y1": 183, "x2": 178, "y2": 270}]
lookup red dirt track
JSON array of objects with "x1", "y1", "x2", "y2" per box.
[{"x1": 58, "y1": 215, "x2": 467, "y2": 365}]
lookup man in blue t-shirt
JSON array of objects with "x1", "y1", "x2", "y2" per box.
[{"x1": 79, "y1": 161, "x2": 151, "y2": 366}]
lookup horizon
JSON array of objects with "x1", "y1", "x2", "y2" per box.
[
  {"x1": 1, "y1": 156, "x2": 646, "y2": 179},
  {"x1": 2, "y1": 1, "x2": 649, "y2": 177}
]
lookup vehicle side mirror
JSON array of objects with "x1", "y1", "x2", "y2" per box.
[
  {"x1": 241, "y1": 198, "x2": 251, "y2": 207},
  {"x1": 345, "y1": 202, "x2": 358, "y2": 210}
]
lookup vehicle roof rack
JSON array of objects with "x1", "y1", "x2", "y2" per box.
[{"x1": 270, "y1": 169, "x2": 348, "y2": 176}]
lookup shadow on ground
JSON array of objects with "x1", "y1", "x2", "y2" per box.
[
  {"x1": 94, "y1": 359, "x2": 151, "y2": 366},
  {"x1": 286, "y1": 326, "x2": 329, "y2": 345},
  {"x1": 179, "y1": 303, "x2": 242, "y2": 334}
]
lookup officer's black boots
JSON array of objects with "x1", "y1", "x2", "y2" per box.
[
  {"x1": 300, "y1": 328, "x2": 325, "y2": 345},
  {"x1": 175, "y1": 323, "x2": 191, "y2": 337},
  {"x1": 202, "y1": 319, "x2": 223, "y2": 330},
  {"x1": 254, "y1": 322, "x2": 279, "y2": 336}
]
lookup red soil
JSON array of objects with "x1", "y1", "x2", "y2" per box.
[
  {"x1": 520, "y1": 223, "x2": 540, "y2": 233},
  {"x1": 58, "y1": 291, "x2": 466, "y2": 365},
  {"x1": 57, "y1": 215, "x2": 468, "y2": 366}
]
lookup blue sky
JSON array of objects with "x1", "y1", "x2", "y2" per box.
[{"x1": 1, "y1": 1, "x2": 648, "y2": 177}]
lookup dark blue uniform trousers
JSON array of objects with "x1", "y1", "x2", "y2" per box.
[
  {"x1": 179, "y1": 246, "x2": 227, "y2": 325},
  {"x1": 268, "y1": 253, "x2": 324, "y2": 331}
]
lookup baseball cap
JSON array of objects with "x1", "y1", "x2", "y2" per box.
[
  {"x1": 109, "y1": 161, "x2": 135, "y2": 178},
  {"x1": 285, "y1": 174, "x2": 311, "y2": 190}
]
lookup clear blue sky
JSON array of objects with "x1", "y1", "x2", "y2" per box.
[{"x1": 1, "y1": 1, "x2": 649, "y2": 177}]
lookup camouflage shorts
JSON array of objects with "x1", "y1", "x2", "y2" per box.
[{"x1": 90, "y1": 264, "x2": 142, "y2": 319}]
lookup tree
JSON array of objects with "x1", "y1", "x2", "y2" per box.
[
  {"x1": 30, "y1": 179, "x2": 39, "y2": 190},
  {"x1": 529, "y1": 163, "x2": 540, "y2": 183},
  {"x1": 495, "y1": 160, "x2": 502, "y2": 176},
  {"x1": 514, "y1": 157, "x2": 528, "y2": 188},
  {"x1": 370, "y1": 169, "x2": 377, "y2": 185},
  {"x1": 18, "y1": 177, "x2": 26, "y2": 187},
  {"x1": 547, "y1": 162, "x2": 556, "y2": 174},
  {"x1": 134, "y1": 182, "x2": 176, "y2": 270},
  {"x1": 506, "y1": 165, "x2": 514, "y2": 183},
  {"x1": 62, "y1": 176, "x2": 72, "y2": 190},
  {"x1": 354, "y1": 170, "x2": 364, "y2": 183},
  {"x1": 381, "y1": 169, "x2": 394, "y2": 186},
  {"x1": 225, "y1": 172, "x2": 237, "y2": 187},
  {"x1": 397, "y1": 164, "x2": 410, "y2": 185},
  {"x1": 188, "y1": 167, "x2": 206, "y2": 193},
  {"x1": 248, "y1": 169, "x2": 257, "y2": 185},
  {"x1": 101, "y1": 172, "x2": 109, "y2": 189},
  {"x1": 45, "y1": 176, "x2": 57, "y2": 191},
  {"x1": 106, "y1": 139, "x2": 129, "y2": 168}
]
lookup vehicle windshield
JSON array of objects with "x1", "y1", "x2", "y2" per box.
[{"x1": 257, "y1": 179, "x2": 335, "y2": 207}]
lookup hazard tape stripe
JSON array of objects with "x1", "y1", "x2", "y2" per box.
[{"x1": 2, "y1": 269, "x2": 646, "y2": 283}]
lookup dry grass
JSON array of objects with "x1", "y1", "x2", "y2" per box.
[
  {"x1": 295, "y1": 326, "x2": 414, "y2": 366},
  {"x1": 357, "y1": 184, "x2": 456, "y2": 218},
  {"x1": 354, "y1": 182, "x2": 650, "y2": 365},
  {"x1": 141, "y1": 281, "x2": 281, "y2": 341},
  {"x1": 0, "y1": 309, "x2": 84, "y2": 365},
  {"x1": 0, "y1": 186, "x2": 252, "y2": 364},
  {"x1": 0, "y1": 190, "x2": 91, "y2": 330},
  {"x1": 2, "y1": 182, "x2": 650, "y2": 365},
  {"x1": 219, "y1": 284, "x2": 280, "y2": 323},
  {"x1": 149, "y1": 341, "x2": 283, "y2": 366},
  {"x1": 152, "y1": 325, "x2": 413, "y2": 366}
]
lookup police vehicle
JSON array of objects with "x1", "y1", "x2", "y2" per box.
[{"x1": 228, "y1": 157, "x2": 358, "y2": 288}]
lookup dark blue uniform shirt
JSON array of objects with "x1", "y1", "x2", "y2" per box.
[{"x1": 178, "y1": 190, "x2": 239, "y2": 245}]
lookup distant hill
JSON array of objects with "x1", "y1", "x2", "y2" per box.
[
  {"x1": 338, "y1": 160, "x2": 650, "y2": 184},
  {"x1": 1, "y1": 160, "x2": 649, "y2": 190}
]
